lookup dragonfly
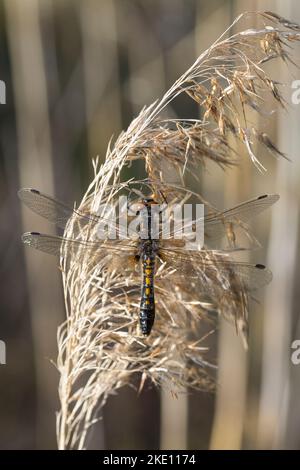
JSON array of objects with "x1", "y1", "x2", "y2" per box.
[{"x1": 18, "y1": 187, "x2": 279, "y2": 336}]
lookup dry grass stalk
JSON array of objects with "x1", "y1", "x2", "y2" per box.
[{"x1": 56, "y1": 11, "x2": 299, "y2": 449}]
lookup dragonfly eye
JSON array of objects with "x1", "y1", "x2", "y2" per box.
[
  {"x1": 142, "y1": 198, "x2": 160, "y2": 208},
  {"x1": 143, "y1": 198, "x2": 155, "y2": 204}
]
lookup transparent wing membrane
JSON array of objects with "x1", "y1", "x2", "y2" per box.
[
  {"x1": 18, "y1": 188, "x2": 279, "y2": 244},
  {"x1": 22, "y1": 232, "x2": 136, "y2": 257},
  {"x1": 162, "y1": 193, "x2": 279, "y2": 242},
  {"x1": 18, "y1": 188, "x2": 121, "y2": 235},
  {"x1": 158, "y1": 248, "x2": 272, "y2": 291},
  {"x1": 203, "y1": 194, "x2": 279, "y2": 243}
]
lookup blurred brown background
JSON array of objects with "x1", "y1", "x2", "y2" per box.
[{"x1": 0, "y1": 0, "x2": 300, "y2": 450}]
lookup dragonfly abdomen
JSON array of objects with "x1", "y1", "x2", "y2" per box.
[{"x1": 140, "y1": 243, "x2": 156, "y2": 336}]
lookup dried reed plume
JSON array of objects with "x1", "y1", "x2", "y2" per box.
[{"x1": 56, "y1": 11, "x2": 299, "y2": 449}]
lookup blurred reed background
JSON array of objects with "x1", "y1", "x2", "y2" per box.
[{"x1": 0, "y1": 0, "x2": 299, "y2": 450}]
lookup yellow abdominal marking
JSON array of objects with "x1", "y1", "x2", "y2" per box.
[
  {"x1": 145, "y1": 268, "x2": 152, "y2": 276},
  {"x1": 145, "y1": 300, "x2": 150, "y2": 305},
  {"x1": 146, "y1": 258, "x2": 151, "y2": 265},
  {"x1": 145, "y1": 277, "x2": 151, "y2": 286},
  {"x1": 145, "y1": 287, "x2": 151, "y2": 296}
]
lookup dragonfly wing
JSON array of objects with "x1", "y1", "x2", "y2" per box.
[
  {"x1": 157, "y1": 194, "x2": 279, "y2": 244},
  {"x1": 18, "y1": 188, "x2": 82, "y2": 229},
  {"x1": 158, "y1": 247, "x2": 272, "y2": 291},
  {"x1": 18, "y1": 188, "x2": 122, "y2": 237},
  {"x1": 22, "y1": 232, "x2": 101, "y2": 256},
  {"x1": 22, "y1": 232, "x2": 137, "y2": 257},
  {"x1": 204, "y1": 194, "x2": 279, "y2": 243}
]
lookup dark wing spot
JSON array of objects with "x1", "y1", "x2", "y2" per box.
[{"x1": 255, "y1": 263, "x2": 266, "y2": 269}]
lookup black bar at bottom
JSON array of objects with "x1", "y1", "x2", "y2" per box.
[{"x1": 0, "y1": 449, "x2": 298, "y2": 466}]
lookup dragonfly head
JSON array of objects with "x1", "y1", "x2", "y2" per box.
[
  {"x1": 142, "y1": 197, "x2": 161, "y2": 207},
  {"x1": 129, "y1": 197, "x2": 160, "y2": 216}
]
